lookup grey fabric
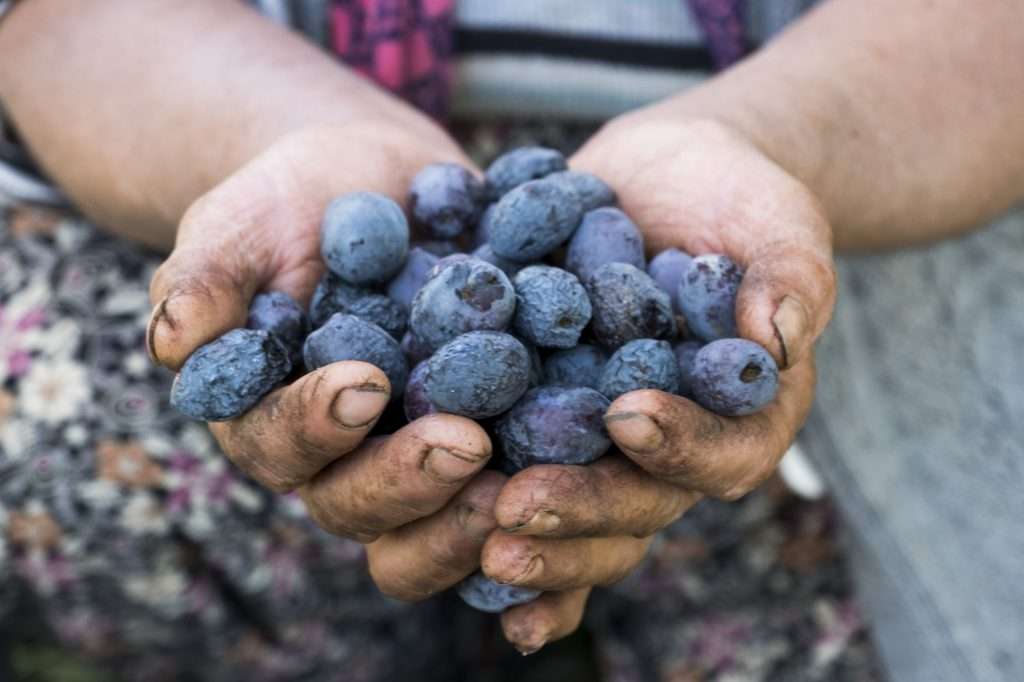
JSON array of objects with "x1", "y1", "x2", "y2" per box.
[
  {"x1": 803, "y1": 208, "x2": 1024, "y2": 682},
  {"x1": 452, "y1": 0, "x2": 708, "y2": 121},
  {"x1": 745, "y1": 0, "x2": 820, "y2": 44}
]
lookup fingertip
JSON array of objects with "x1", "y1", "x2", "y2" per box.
[
  {"x1": 735, "y1": 290, "x2": 811, "y2": 369},
  {"x1": 604, "y1": 390, "x2": 673, "y2": 454},
  {"x1": 463, "y1": 469, "x2": 509, "y2": 505},
  {"x1": 736, "y1": 246, "x2": 836, "y2": 369},
  {"x1": 147, "y1": 268, "x2": 253, "y2": 371},
  {"x1": 322, "y1": 362, "x2": 392, "y2": 429},
  {"x1": 410, "y1": 413, "x2": 493, "y2": 461},
  {"x1": 453, "y1": 471, "x2": 507, "y2": 539},
  {"x1": 493, "y1": 465, "x2": 580, "y2": 535},
  {"x1": 480, "y1": 532, "x2": 537, "y2": 585},
  {"x1": 501, "y1": 611, "x2": 552, "y2": 656},
  {"x1": 492, "y1": 470, "x2": 538, "y2": 532},
  {"x1": 502, "y1": 588, "x2": 590, "y2": 654}
]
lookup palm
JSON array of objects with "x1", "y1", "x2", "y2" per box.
[
  {"x1": 171, "y1": 124, "x2": 473, "y2": 311},
  {"x1": 574, "y1": 116, "x2": 834, "y2": 367}
]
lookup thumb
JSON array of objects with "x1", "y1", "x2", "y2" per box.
[
  {"x1": 147, "y1": 240, "x2": 263, "y2": 371},
  {"x1": 735, "y1": 238, "x2": 836, "y2": 369}
]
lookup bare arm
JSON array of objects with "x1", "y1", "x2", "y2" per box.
[
  {"x1": 665, "y1": 0, "x2": 1024, "y2": 251},
  {"x1": 500, "y1": 0, "x2": 1024, "y2": 651},
  {"x1": 2, "y1": 0, "x2": 508, "y2": 632},
  {"x1": 0, "y1": 0, "x2": 443, "y2": 249}
]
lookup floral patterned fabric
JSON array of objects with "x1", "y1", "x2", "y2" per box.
[{"x1": 0, "y1": 124, "x2": 878, "y2": 681}]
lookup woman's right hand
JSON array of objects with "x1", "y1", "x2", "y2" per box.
[{"x1": 148, "y1": 122, "x2": 506, "y2": 599}]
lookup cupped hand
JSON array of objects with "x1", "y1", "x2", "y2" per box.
[
  {"x1": 147, "y1": 122, "x2": 501, "y2": 599},
  {"x1": 477, "y1": 112, "x2": 836, "y2": 653}
]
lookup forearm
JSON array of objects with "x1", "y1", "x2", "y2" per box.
[
  {"x1": 663, "y1": 0, "x2": 1024, "y2": 251},
  {"x1": 0, "y1": 0, "x2": 438, "y2": 249}
]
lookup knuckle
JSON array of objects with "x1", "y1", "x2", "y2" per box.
[
  {"x1": 375, "y1": 579, "x2": 428, "y2": 602},
  {"x1": 717, "y1": 460, "x2": 775, "y2": 501},
  {"x1": 301, "y1": 488, "x2": 367, "y2": 540},
  {"x1": 221, "y1": 446, "x2": 298, "y2": 494},
  {"x1": 717, "y1": 483, "x2": 752, "y2": 501},
  {"x1": 368, "y1": 561, "x2": 432, "y2": 602},
  {"x1": 644, "y1": 443, "x2": 701, "y2": 483},
  {"x1": 255, "y1": 470, "x2": 301, "y2": 495},
  {"x1": 216, "y1": 400, "x2": 310, "y2": 494},
  {"x1": 426, "y1": 525, "x2": 472, "y2": 569}
]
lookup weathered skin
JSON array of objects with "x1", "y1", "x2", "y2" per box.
[
  {"x1": 673, "y1": 340, "x2": 703, "y2": 398},
  {"x1": 320, "y1": 191, "x2": 409, "y2": 285},
  {"x1": 386, "y1": 246, "x2": 439, "y2": 309},
  {"x1": 303, "y1": 313, "x2": 409, "y2": 396},
  {"x1": 423, "y1": 331, "x2": 530, "y2": 419},
  {"x1": 409, "y1": 258, "x2": 516, "y2": 352},
  {"x1": 585, "y1": 263, "x2": 677, "y2": 349},
  {"x1": 690, "y1": 338, "x2": 779, "y2": 416},
  {"x1": 599, "y1": 339, "x2": 681, "y2": 401},
  {"x1": 512, "y1": 265, "x2": 591, "y2": 349},
  {"x1": 565, "y1": 207, "x2": 645, "y2": 282},
  {"x1": 489, "y1": 178, "x2": 584, "y2": 263},
  {"x1": 409, "y1": 162, "x2": 484, "y2": 239},
  {"x1": 543, "y1": 344, "x2": 608, "y2": 390},
  {"x1": 547, "y1": 170, "x2": 616, "y2": 212},
  {"x1": 456, "y1": 572, "x2": 541, "y2": 613},
  {"x1": 171, "y1": 329, "x2": 292, "y2": 421},
  {"x1": 403, "y1": 360, "x2": 437, "y2": 422},
  {"x1": 495, "y1": 386, "x2": 611, "y2": 472},
  {"x1": 246, "y1": 291, "x2": 307, "y2": 365},
  {"x1": 678, "y1": 254, "x2": 743, "y2": 342},
  {"x1": 484, "y1": 146, "x2": 567, "y2": 199},
  {"x1": 648, "y1": 247, "x2": 693, "y2": 313}
]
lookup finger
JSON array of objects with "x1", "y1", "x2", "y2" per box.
[
  {"x1": 366, "y1": 470, "x2": 506, "y2": 601},
  {"x1": 300, "y1": 413, "x2": 492, "y2": 542},
  {"x1": 735, "y1": 235, "x2": 836, "y2": 369},
  {"x1": 604, "y1": 356, "x2": 815, "y2": 500},
  {"x1": 502, "y1": 588, "x2": 591, "y2": 655},
  {"x1": 147, "y1": 243, "x2": 261, "y2": 370},
  {"x1": 209, "y1": 361, "x2": 390, "y2": 493},
  {"x1": 494, "y1": 456, "x2": 701, "y2": 539},
  {"x1": 482, "y1": 531, "x2": 650, "y2": 592}
]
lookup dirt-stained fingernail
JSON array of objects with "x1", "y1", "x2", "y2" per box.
[
  {"x1": 456, "y1": 504, "x2": 497, "y2": 538},
  {"x1": 332, "y1": 385, "x2": 390, "y2": 428},
  {"x1": 508, "y1": 510, "x2": 561, "y2": 535},
  {"x1": 145, "y1": 296, "x2": 171, "y2": 365},
  {"x1": 604, "y1": 412, "x2": 664, "y2": 453},
  {"x1": 771, "y1": 295, "x2": 808, "y2": 369},
  {"x1": 423, "y1": 447, "x2": 485, "y2": 484}
]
